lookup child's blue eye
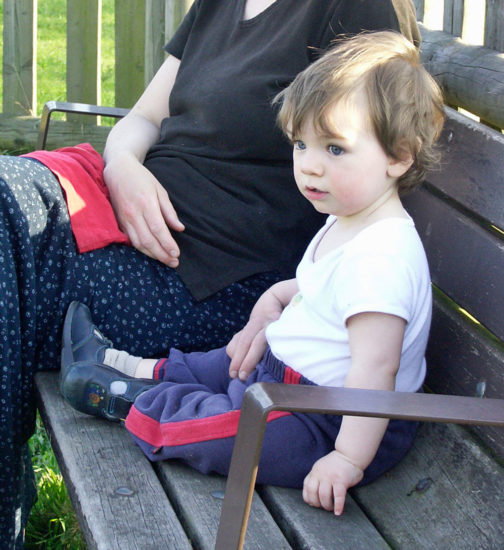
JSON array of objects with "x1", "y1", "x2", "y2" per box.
[
  {"x1": 293, "y1": 140, "x2": 306, "y2": 151},
  {"x1": 328, "y1": 144, "x2": 344, "y2": 156}
]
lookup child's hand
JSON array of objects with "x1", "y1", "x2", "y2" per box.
[
  {"x1": 226, "y1": 318, "x2": 269, "y2": 380},
  {"x1": 302, "y1": 450, "x2": 364, "y2": 516},
  {"x1": 227, "y1": 279, "x2": 298, "y2": 380}
]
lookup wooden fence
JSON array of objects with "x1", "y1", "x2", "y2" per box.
[
  {"x1": 1, "y1": 0, "x2": 192, "y2": 116},
  {"x1": 1, "y1": 0, "x2": 503, "y2": 151}
]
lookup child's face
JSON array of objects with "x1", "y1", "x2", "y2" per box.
[{"x1": 292, "y1": 99, "x2": 401, "y2": 220}]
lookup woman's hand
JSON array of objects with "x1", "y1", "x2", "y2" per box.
[
  {"x1": 226, "y1": 279, "x2": 299, "y2": 380},
  {"x1": 104, "y1": 154, "x2": 184, "y2": 266},
  {"x1": 102, "y1": 55, "x2": 183, "y2": 265},
  {"x1": 302, "y1": 450, "x2": 364, "y2": 516}
]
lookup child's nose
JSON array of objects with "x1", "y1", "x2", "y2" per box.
[{"x1": 299, "y1": 150, "x2": 324, "y2": 176}]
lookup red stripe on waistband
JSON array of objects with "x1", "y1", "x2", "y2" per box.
[{"x1": 283, "y1": 366, "x2": 302, "y2": 385}]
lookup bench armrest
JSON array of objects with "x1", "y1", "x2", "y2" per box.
[
  {"x1": 37, "y1": 101, "x2": 130, "y2": 150},
  {"x1": 216, "y1": 383, "x2": 504, "y2": 550}
]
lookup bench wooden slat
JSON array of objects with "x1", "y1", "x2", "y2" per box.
[
  {"x1": 155, "y1": 461, "x2": 292, "y2": 549},
  {"x1": 403, "y1": 187, "x2": 504, "y2": 340},
  {"x1": 258, "y1": 486, "x2": 391, "y2": 549},
  {"x1": 425, "y1": 108, "x2": 504, "y2": 230},
  {"x1": 426, "y1": 296, "x2": 504, "y2": 460},
  {"x1": 352, "y1": 422, "x2": 504, "y2": 550},
  {"x1": 35, "y1": 372, "x2": 192, "y2": 550}
]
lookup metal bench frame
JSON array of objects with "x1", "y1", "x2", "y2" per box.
[{"x1": 216, "y1": 384, "x2": 504, "y2": 549}]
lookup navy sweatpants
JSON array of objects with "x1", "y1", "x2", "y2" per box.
[
  {"x1": 126, "y1": 346, "x2": 418, "y2": 489},
  {"x1": 0, "y1": 156, "x2": 279, "y2": 547}
]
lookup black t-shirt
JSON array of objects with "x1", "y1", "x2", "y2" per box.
[{"x1": 144, "y1": 0, "x2": 405, "y2": 300}]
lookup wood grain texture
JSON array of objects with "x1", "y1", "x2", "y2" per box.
[
  {"x1": 352, "y1": 422, "x2": 504, "y2": 550},
  {"x1": 420, "y1": 27, "x2": 504, "y2": 128},
  {"x1": 405, "y1": 108, "x2": 504, "y2": 229},
  {"x1": 156, "y1": 461, "x2": 292, "y2": 549},
  {"x1": 258, "y1": 485, "x2": 390, "y2": 550},
  {"x1": 403, "y1": 187, "x2": 504, "y2": 340},
  {"x1": 2, "y1": 0, "x2": 36, "y2": 115},
  {"x1": 426, "y1": 297, "x2": 504, "y2": 460},
  {"x1": 66, "y1": 0, "x2": 100, "y2": 118},
  {"x1": 35, "y1": 371, "x2": 191, "y2": 550}
]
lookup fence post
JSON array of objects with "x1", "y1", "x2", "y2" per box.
[
  {"x1": 146, "y1": 0, "x2": 192, "y2": 86},
  {"x1": 165, "y1": 0, "x2": 192, "y2": 39},
  {"x1": 114, "y1": 0, "x2": 146, "y2": 108},
  {"x1": 485, "y1": 0, "x2": 504, "y2": 51},
  {"x1": 67, "y1": 0, "x2": 101, "y2": 123},
  {"x1": 2, "y1": 0, "x2": 37, "y2": 115},
  {"x1": 145, "y1": 0, "x2": 167, "y2": 86},
  {"x1": 412, "y1": 0, "x2": 425, "y2": 20},
  {"x1": 115, "y1": 0, "x2": 189, "y2": 108},
  {"x1": 443, "y1": 0, "x2": 464, "y2": 36}
]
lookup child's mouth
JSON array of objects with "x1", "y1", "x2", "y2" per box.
[{"x1": 305, "y1": 186, "x2": 327, "y2": 201}]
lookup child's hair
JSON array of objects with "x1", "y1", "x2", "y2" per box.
[{"x1": 275, "y1": 31, "x2": 445, "y2": 192}]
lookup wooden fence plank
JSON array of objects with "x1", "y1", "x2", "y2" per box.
[
  {"x1": 66, "y1": 0, "x2": 101, "y2": 124},
  {"x1": 145, "y1": 0, "x2": 167, "y2": 84},
  {"x1": 412, "y1": 0, "x2": 425, "y2": 20},
  {"x1": 2, "y1": 0, "x2": 36, "y2": 115},
  {"x1": 114, "y1": 0, "x2": 146, "y2": 108},
  {"x1": 443, "y1": 0, "x2": 464, "y2": 35},
  {"x1": 165, "y1": 0, "x2": 192, "y2": 38},
  {"x1": 485, "y1": 0, "x2": 504, "y2": 50}
]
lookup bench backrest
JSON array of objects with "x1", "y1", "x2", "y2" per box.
[{"x1": 402, "y1": 107, "x2": 504, "y2": 460}]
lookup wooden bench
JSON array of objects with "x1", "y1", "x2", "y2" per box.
[{"x1": 35, "y1": 105, "x2": 504, "y2": 549}]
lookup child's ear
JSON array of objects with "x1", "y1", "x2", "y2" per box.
[
  {"x1": 387, "y1": 140, "x2": 415, "y2": 179},
  {"x1": 387, "y1": 154, "x2": 414, "y2": 179}
]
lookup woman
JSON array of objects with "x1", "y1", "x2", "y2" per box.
[{"x1": 0, "y1": 0, "x2": 419, "y2": 546}]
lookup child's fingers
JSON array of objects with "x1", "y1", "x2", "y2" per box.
[
  {"x1": 332, "y1": 482, "x2": 347, "y2": 516},
  {"x1": 316, "y1": 480, "x2": 335, "y2": 511},
  {"x1": 228, "y1": 320, "x2": 266, "y2": 379},
  {"x1": 302, "y1": 474, "x2": 321, "y2": 508}
]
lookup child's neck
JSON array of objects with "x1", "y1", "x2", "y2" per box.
[{"x1": 314, "y1": 191, "x2": 407, "y2": 261}]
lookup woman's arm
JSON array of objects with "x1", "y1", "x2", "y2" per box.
[
  {"x1": 103, "y1": 55, "x2": 185, "y2": 266},
  {"x1": 226, "y1": 278, "x2": 299, "y2": 380},
  {"x1": 303, "y1": 311, "x2": 406, "y2": 515}
]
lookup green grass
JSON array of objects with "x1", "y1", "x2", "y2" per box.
[{"x1": 25, "y1": 415, "x2": 86, "y2": 550}]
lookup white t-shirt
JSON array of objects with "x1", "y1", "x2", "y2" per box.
[{"x1": 266, "y1": 216, "x2": 431, "y2": 392}]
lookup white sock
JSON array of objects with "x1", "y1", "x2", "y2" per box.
[{"x1": 103, "y1": 349, "x2": 142, "y2": 378}]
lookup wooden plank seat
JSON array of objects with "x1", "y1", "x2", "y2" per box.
[{"x1": 35, "y1": 105, "x2": 504, "y2": 549}]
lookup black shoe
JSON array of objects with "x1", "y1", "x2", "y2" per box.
[
  {"x1": 60, "y1": 360, "x2": 159, "y2": 421},
  {"x1": 60, "y1": 301, "x2": 160, "y2": 421},
  {"x1": 61, "y1": 301, "x2": 112, "y2": 370}
]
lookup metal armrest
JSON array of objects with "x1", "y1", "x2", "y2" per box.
[
  {"x1": 215, "y1": 383, "x2": 504, "y2": 550},
  {"x1": 37, "y1": 100, "x2": 130, "y2": 150}
]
